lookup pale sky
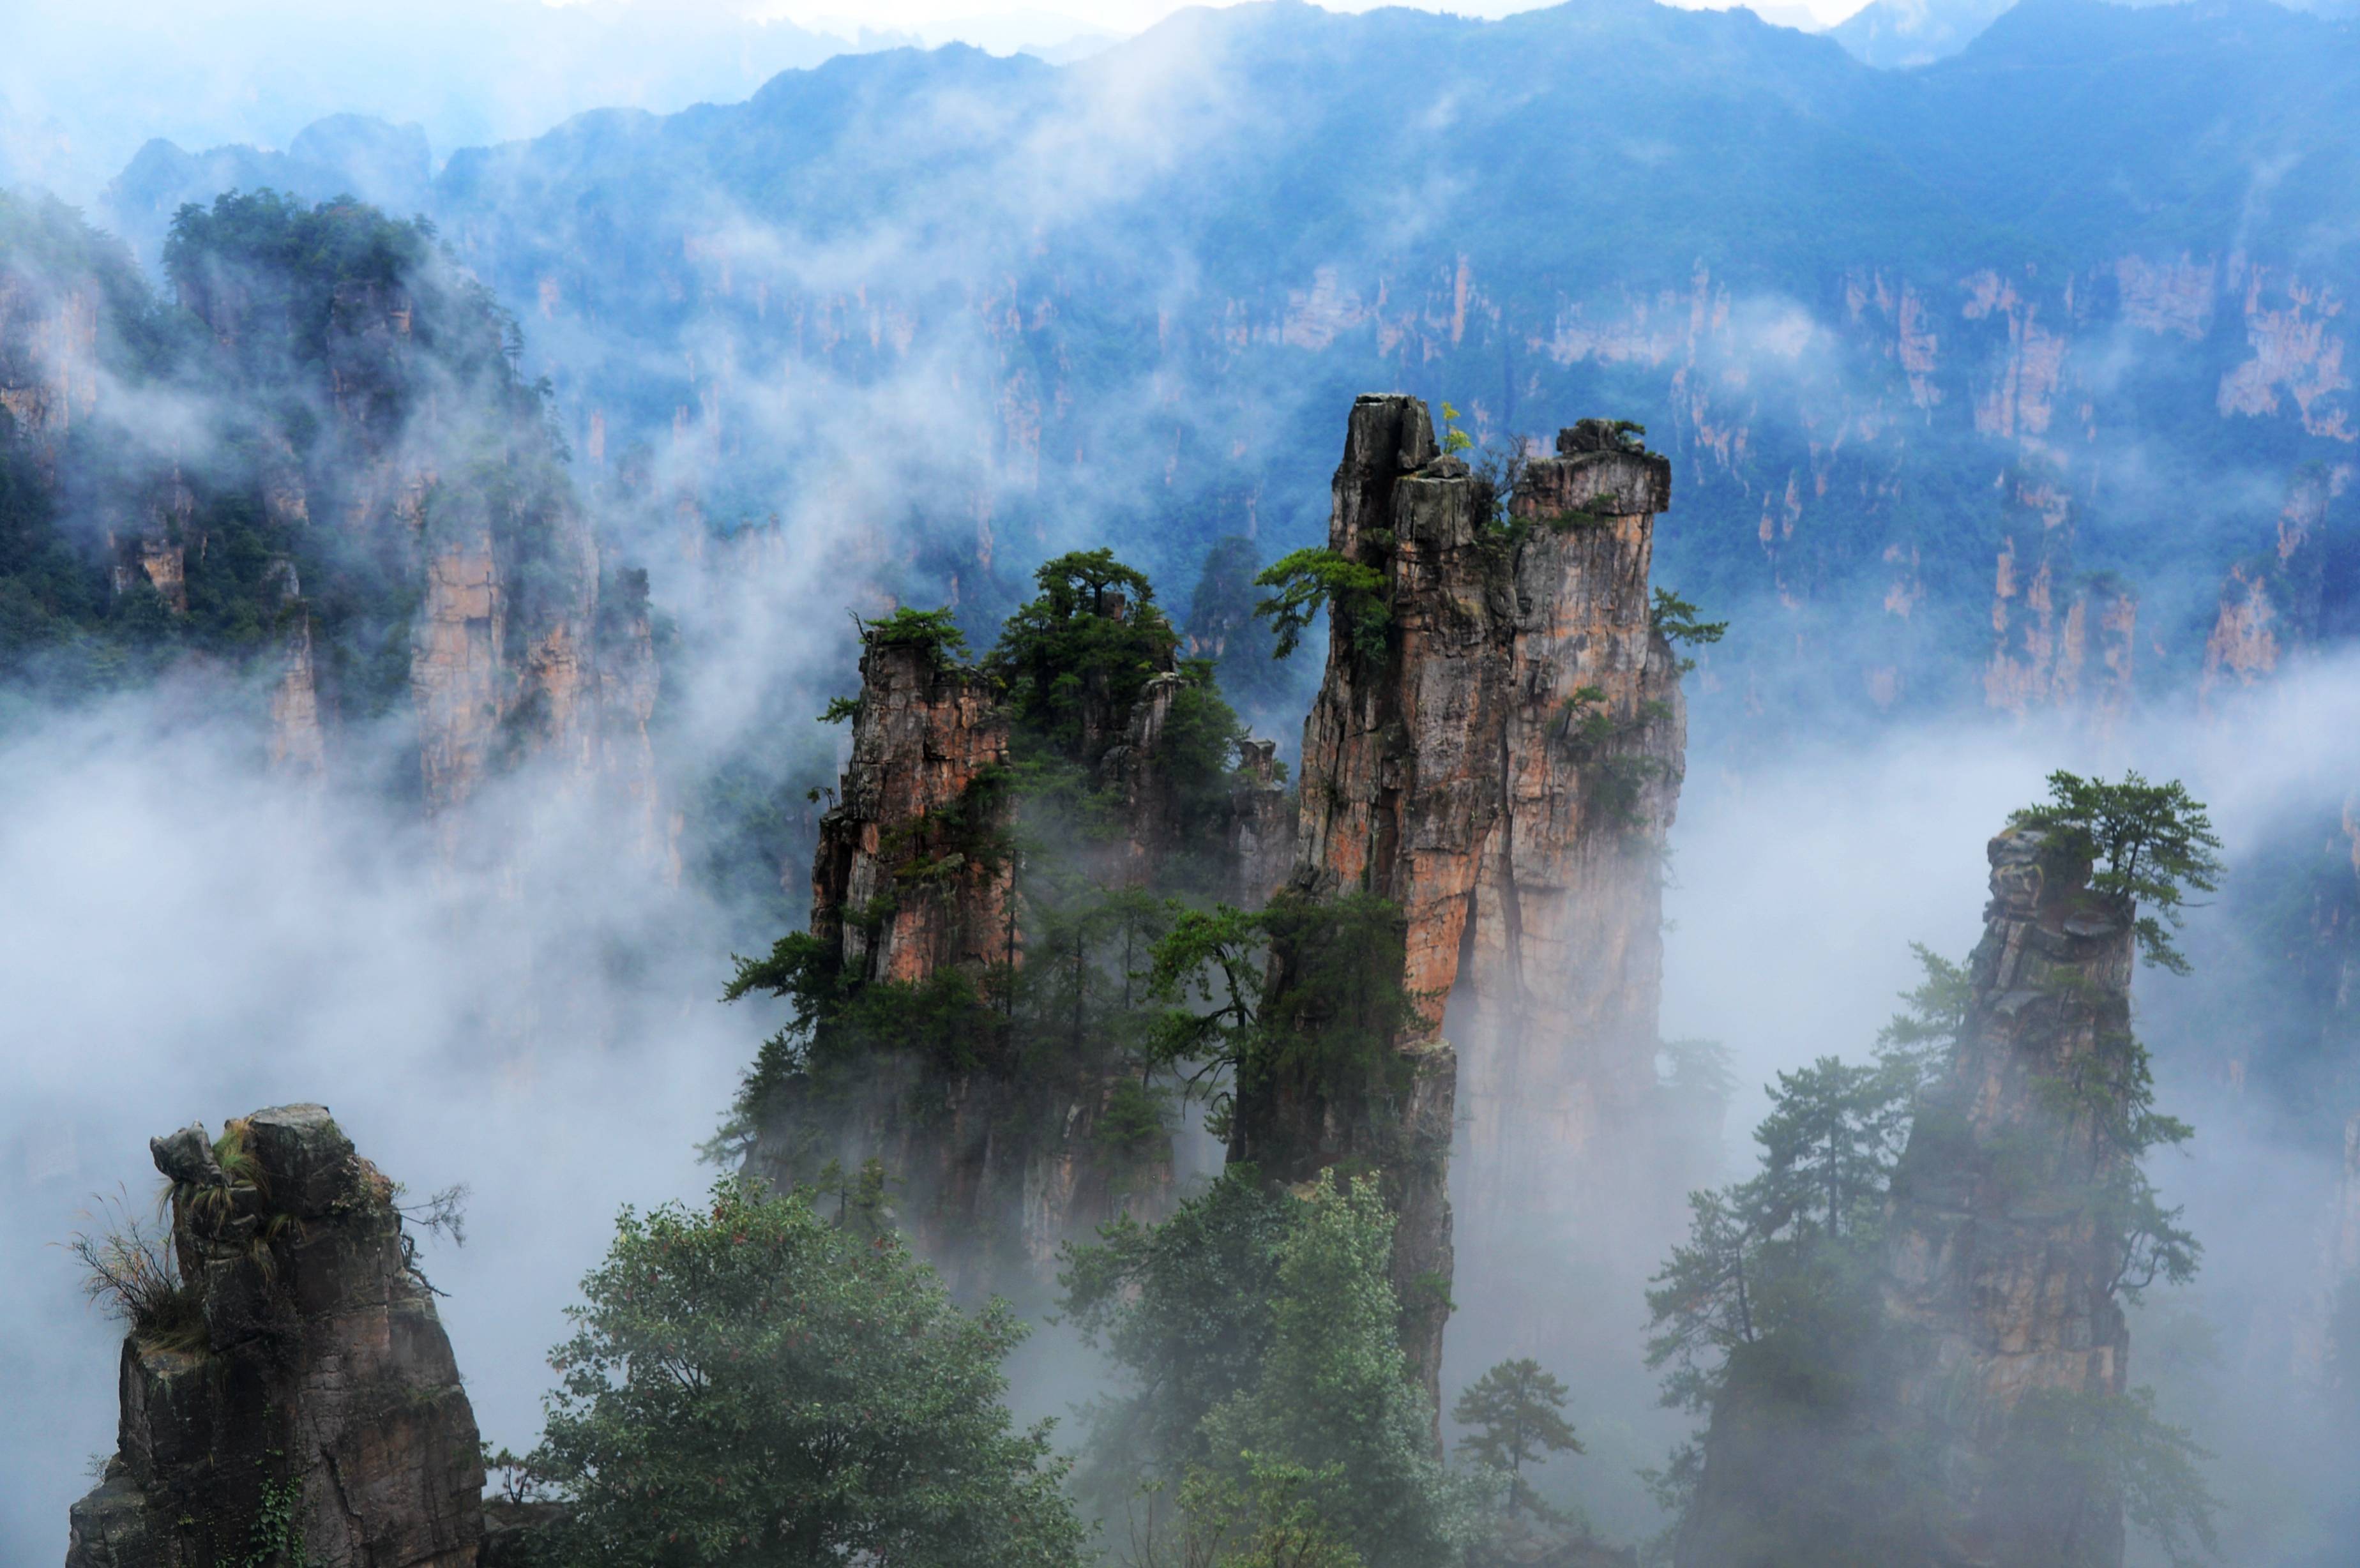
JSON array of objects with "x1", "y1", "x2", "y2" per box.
[{"x1": 774, "y1": 0, "x2": 1857, "y2": 49}]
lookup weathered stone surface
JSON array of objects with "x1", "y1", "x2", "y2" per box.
[
  {"x1": 68, "y1": 1108, "x2": 484, "y2": 1568},
  {"x1": 243, "y1": 1103, "x2": 358, "y2": 1217},
  {"x1": 752, "y1": 599, "x2": 1298, "y2": 1293},
  {"x1": 4, "y1": 210, "x2": 667, "y2": 861},
  {"x1": 1873, "y1": 826, "x2": 2140, "y2": 1566},
  {"x1": 749, "y1": 631, "x2": 1044, "y2": 1291},
  {"x1": 0, "y1": 266, "x2": 102, "y2": 483},
  {"x1": 1225, "y1": 737, "x2": 1294, "y2": 907},
  {"x1": 810, "y1": 637, "x2": 1015, "y2": 987},
  {"x1": 1235, "y1": 395, "x2": 1684, "y2": 1415},
  {"x1": 1459, "y1": 425, "x2": 1684, "y2": 1237}
]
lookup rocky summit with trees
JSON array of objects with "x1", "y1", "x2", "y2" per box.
[{"x1": 56, "y1": 394, "x2": 2248, "y2": 1568}]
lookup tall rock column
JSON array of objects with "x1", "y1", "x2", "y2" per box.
[
  {"x1": 1459, "y1": 421, "x2": 1683, "y2": 1237},
  {"x1": 67, "y1": 1105, "x2": 483, "y2": 1568},
  {"x1": 747, "y1": 629, "x2": 1038, "y2": 1289},
  {"x1": 1879, "y1": 826, "x2": 2139, "y2": 1566},
  {"x1": 1236, "y1": 398, "x2": 1685, "y2": 1409},
  {"x1": 1241, "y1": 394, "x2": 1487, "y2": 1410}
]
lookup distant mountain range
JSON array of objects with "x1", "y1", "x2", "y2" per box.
[{"x1": 38, "y1": 0, "x2": 2360, "y2": 750}]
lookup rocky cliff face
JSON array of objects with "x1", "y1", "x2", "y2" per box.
[
  {"x1": 1225, "y1": 737, "x2": 1294, "y2": 907},
  {"x1": 808, "y1": 636, "x2": 1015, "y2": 988},
  {"x1": 1876, "y1": 827, "x2": 2139, "y2": 1565},
  {"x1": 1232, "y1": 396, "x2": 1685, "y2": 1408},
  {"x1": 0, "y1": 257, "x2": 101, "y2": 481},
  {"x1": 0, "y1": 193, "x2": 668, "y2": 864},
  {"x1": 1458, "y1": 423, "x2": 1685, "y2": 1239},
  {"x1": 67, "y1": 1105, "x2": 483, "y2": 1568},
  {"x1": 748, "y1": 628, "x2": 1152, "y2": 1294}
]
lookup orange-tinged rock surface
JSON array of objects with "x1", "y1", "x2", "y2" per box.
[
  {"x1": 809, "y1": 637, "x2": 1014, "y2": 987},
  {"x1": 1237, "y1": 396, "x2": 1684, "y2": 1410},
  {"x1": 751, "y1": 628, "x2": 1187, "y2": 1294},
  {"x1": 1459, "y1": 426, "x2": 1686, "y2": 1231}
]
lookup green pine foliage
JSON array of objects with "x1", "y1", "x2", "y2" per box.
[
  {"x1": 1653, "y1": 777, "x2": 2226, "y2": 1562},
  {"x1": 860, "y1": 605, "x2": 970, "y2": 670},
  {"x1": 1647, "y1": 589, "x2": 1726, "y2": 675},
  {"x1": 1453, "y1": 1360, "x2": 1582, "y2": 1518},
  {"x1": 529, "y1": 1179, "x2": 1085, "y2": 1568},
  {"x1": 1064, "y1": 1171, "x2": 1479, "y2": 1568},
  {"x1": 2008, "y1": 769, "x2": 2225, "y2": 976},
  {"x1": 1643, "y1": 951, "x2": 1969, "y2": 1561},
  {"x1": 985, "y1": 548, "x2": 1179, "y2": 760},
  {"x1": 1252, "y1": 548, "x2": 1389, "y2": 664},
  {"x1": 1140, "y1": 891, "x2": 1421, "y2": 1141}
]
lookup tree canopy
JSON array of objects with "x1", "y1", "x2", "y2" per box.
[
  {"x1": 529, "y1": 1179, "x2": 1084, "y2": 1568},
  {"x1": 1452, "y1": 1359, "x2": 1582, "y2": 1518},
  {"x1": 2009, "y1": 769, "x2": 2225, "y2": 975}
]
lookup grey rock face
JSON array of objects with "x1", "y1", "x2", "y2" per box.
[{"x1": 68, "y1": 1107, "x2": 483, "y2": 1568}]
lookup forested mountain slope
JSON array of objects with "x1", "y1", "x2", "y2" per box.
[{"x1": 96, "y1": 0, "x2": 2360, "y2": 750}]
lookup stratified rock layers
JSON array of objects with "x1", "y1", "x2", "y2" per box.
[
  {"x1": 1237, "y1": 395, "x2": 1683, "y2": 1406},
  {"x1": 66, "y1": 1105, "x2": 483, "y2": 1568},
  {"x1": 1461, "y1": 424, "x2": 1684, "y2": 1233}
]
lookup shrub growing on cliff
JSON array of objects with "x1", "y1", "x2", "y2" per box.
[
  {"x1": 68, "y1": 1188, "x2": 206, "y2": 1352},
  {"x1": 530, "y1": 1179, "x2": 1084, "y2": 1568},
  {"x1": 1141, "y1": 891, "x2": 1421, "y2": 1138},
  {"x1": 865, "y1": 603, "x2": 971, "y2": 668},
  {"x1": 1253, "y1": 548, "x2": 1389, "y2": 664},
  {"x1": 1647, "y1": 589, "x2": 1726, "y2": 674}
]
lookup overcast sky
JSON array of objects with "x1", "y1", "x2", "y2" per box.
[
  {"x1": 0, "y1": 0, "x2": 1847, "y2": 201},
  {"x1": 780, "y1": 0, "x2": 1849, "y2": 44}
]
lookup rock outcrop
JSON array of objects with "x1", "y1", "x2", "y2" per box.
[
  {"x1": 748, "y1": 626, "x2": 1154, "y2": 1294},
  {"x1": 808, "y1": 633, "x2": 1015, "y2": 988},
  {"x1": 747, "y1": 585, "x2": 1299, "y2": 1294},
  {"x1": 1233, "y1": 396, "x2": 1684, "y2": 1409},
  {"x1": 1875, "y1": 827, "x2": 2141, "y2": 1566},
  {"x1": 1458, "y1": 421, "x2": 1686, "y2": 1239},
  {"x1": 67, "y1": 1105, "x2": 483, "y2": 1568},
  {"x1": 0, "y1": 192, "x2": 669, "y2": 863},
  {"x1": 1225, "y1": 737, "x2": 1294, "y2": 907}
]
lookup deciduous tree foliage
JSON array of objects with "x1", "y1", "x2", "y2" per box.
[
  {"x1": 529, "y1": 1180, "x2": 1084, "y2": 1568},
  {"x1": 1064, "y1": 1172, "x2": 1481, "y2": 1568}
]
